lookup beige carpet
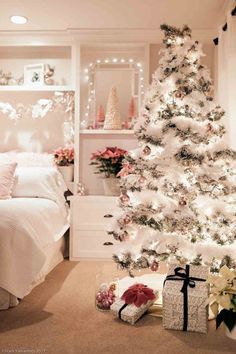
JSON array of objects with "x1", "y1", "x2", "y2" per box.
[{"x1": 0, "y1": 260, "x2": 235, "y2": 354}]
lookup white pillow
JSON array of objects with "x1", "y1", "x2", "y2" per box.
[
  {"x1": 0, "y1": 152, "x2": 55, "y2": 167},
  {"x1": 12, "y1": 167, "x2": 67, "y2": 205},
  {"x1": 0, "y1": 163, "x2": 17, "y2": 199}
]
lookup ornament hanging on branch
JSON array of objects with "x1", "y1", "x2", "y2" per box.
[
  {"x1": 120, "y1": 231, "x2": 129, "y2": 241},
  {"x1": 174, "y1": 90, "x2": 184, "y2": 100},
  {"x1": 143, "y1": 146, "x2": 151, "y2": 156},
  {"x1": 150, "y1": 261, "x2": 159, "y2": 272},
  {"x1": 139, "y1": 176, "x2": 146, "y2": 184},
  {"x1": 207, "y1": 123, "x2": 213, "y2": 132},
  {"x1": 123, "y1": 215, "x2": 132, "y2": 225},
  {"x1": 120, "y1": 192, "x2": 130, "y2": 204},
  {"x1": 179, "y1": 197, "x2": 187, "y2": 207}
]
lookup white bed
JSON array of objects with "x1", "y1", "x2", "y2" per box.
[
  {"x1": 0, "y1": 234, "x2": 66, "y2": 310},
  {"x1": 0, "y1": 164, "x2": 70, "y2": 310}
]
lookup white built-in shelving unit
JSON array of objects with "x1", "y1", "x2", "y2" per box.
[{"x1": 0, "y1": 38, "x2": 150, "y2": 195}]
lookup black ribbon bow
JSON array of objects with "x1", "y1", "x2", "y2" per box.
[{"x1": 164, "y1": 264, "x2": 206, "y2": 331}]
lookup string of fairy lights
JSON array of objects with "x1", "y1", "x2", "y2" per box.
[{"x1": 82, "y1": 57, "x2": 145, "y2": 127}]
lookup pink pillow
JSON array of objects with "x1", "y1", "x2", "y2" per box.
[{"x1": 0, "y1": 163, "x2": 17, "y2": 199}]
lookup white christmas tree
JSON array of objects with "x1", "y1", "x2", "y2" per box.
[
  {"x1": 104, "y1": 86, "x2": 122, "y2": 130},
  {"x1": 108, "y1": 24, "x2": 236, "y2": 275}
]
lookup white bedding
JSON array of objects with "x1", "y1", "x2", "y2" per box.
[{"x1": 0, "y1": 197, "x2": 69, "y2": 299}]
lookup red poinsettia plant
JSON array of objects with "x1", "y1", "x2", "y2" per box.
[
  {"x1": 121, "y1": 283, "x2": 156, "y2": 307},
  {"x1": 90, "y1": 146, "x2": 127, "y2": 178},
  {"x1": 54, "y1": 146, "x2": 74, "y2": 166}
]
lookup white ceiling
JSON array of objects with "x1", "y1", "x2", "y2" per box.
[{"x1": 0, "y1": 0, "x2": 231, "y2": 32}]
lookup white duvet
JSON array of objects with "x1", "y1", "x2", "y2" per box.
[{"x1": 0, "y1": 197, "x2": 69, "y2": 298}]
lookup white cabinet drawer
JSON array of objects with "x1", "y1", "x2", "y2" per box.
[
  {"x1": 71, "y1": 196, "x2": 120, "y2": 230},
  {"x1": 70, "y1": 229, "x2": 119, "y2": 259}
]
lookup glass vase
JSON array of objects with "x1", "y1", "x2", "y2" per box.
[{"x1": 95, "y1": 273, "x2": 119, "y2": 311}]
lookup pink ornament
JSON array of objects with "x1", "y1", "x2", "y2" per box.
[
  {"x1": 120, "y1": 192, "x2": 130, "y2": 203},
  {"x1": 123, "y1": 215, "x2": 131, "y2": 225},
  {"x1": 96, "y1": 292, "x2": 103, "y2": 302},
  {"x1": 102, "y1": 299, "x2": 110, "y2": 309},
  {"x1": 143, "y1": 146, "x2": 151, "y2": 156},
  {"x1": 95, "y1": 282, "x2": 116, "y2": 311},
  {"x1": 139, "y1": 176, "x2": 146, "y2": 183},
  {"x1": 120, "y1": 231, "x2": 128, "y2": 241},
  {"x1": 179, "y1": 198, "x2": 187, "y2": 206},
  {"x1": 150, "y1": 261, "x2": 159, "y2": 272},
  {"x1": 175, "y1": 90, "x2": 184, "y2": 99}
]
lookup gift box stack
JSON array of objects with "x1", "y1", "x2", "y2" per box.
[
  {"x1": 162, "y1": 264, "x2": 209, "y2": 333},
  {"x1": 111, "y1": 283, "x2": 158, "y2": 325}
]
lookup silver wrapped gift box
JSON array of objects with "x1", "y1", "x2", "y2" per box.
[
  {"x1": 162, "y1": 264, "x2": 209, "y2": 333},
  {"x1": 111, "y1": 292, "x2": 158, "y2": 325}
]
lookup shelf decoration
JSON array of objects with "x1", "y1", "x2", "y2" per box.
[
  {"x1": 104, "y1": 87, "x2": 122, "y2": 130},
  {"x1": 44, "y1": 65, "x2": 55, "y2": 85},
  {"x1": 124, "y1": 96, "x2": 137, "y2": 129},
  {"x1": 54, "y1": 146, "x2": 74, "y2": 182},
  {"x1": 83, "y1": 57, "x2": 145, "y2": 129},
  {"x1": 0, "y1": 70, "x2": 23, "y2": 86},
  {"x1": 0, "y1": 91, "x2": 74, "y2": 122},
  {"x1": 90, "y1": 146, "x2": 127, "y2": 196},
  {"x1": 24, "y1": 63, "x2": 44, "y2": 87},
  {"x1": 0, "y1": 91, "x2": 74, "y2": 145},
  {"x1": 94, "y1": 104, "x2": 105, "y2": 129}
]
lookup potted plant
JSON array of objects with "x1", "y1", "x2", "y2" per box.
[
  {"x1": 90, "y1": 146, "x2": 127, "y2": 196},
  {"x1": 54, "y1": 146, "x2": 74, "y2": 182},
  {"x1": 207, "y1": 265, "x2": 236, "y2": 340}
]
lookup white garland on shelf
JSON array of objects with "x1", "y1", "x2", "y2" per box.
[{"x1": 0, "y1": 91, "x2": 74, "y2": 123}]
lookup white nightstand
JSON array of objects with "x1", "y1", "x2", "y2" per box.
[{"x1": 69, "y1": 195, "x2": 120, "y2": 260}]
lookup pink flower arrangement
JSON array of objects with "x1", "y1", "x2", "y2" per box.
[
  {"x1": 54, "y1": 146, "x2": 74, "y2": 166},
  {"x1": 121, "y1": 283, "x2": 156, "y2": 307},
  {"x1": 90, "y1": 146, "x2": 127, "y2": 178}
]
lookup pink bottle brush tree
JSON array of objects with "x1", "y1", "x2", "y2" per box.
[
  {"x1": 124, "y1": 96, "x2": 137, "y2": 129},
  {"x1": 128, "y1": 96, "x2": 137, "y2": 119},
  {"x1": 96, "y1": 104, "x2": 105, "y2": 128}
]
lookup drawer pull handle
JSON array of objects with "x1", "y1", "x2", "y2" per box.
[
  {"x1": 103, "y1": 242, "x2": 114, "y2": 246},
  {"x1": 104, "y1": 214, "x2": 113, "y2": 218}
]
